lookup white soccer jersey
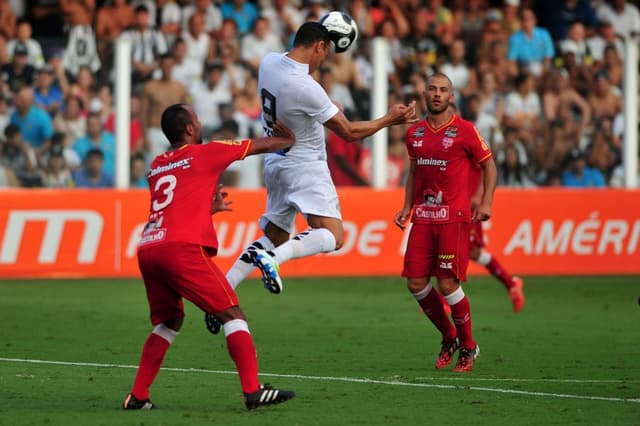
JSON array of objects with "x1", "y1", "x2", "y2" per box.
[{"x1": 258, "y1": 52, "x2": 339, "y2": 163}]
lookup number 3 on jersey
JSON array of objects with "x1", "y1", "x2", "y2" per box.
[{"x1": 152, "y1": 175, "x2": 177, "y2": 211}]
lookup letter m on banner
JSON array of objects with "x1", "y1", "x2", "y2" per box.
[{"x1": 0, "y1": 210, "x2": 103, "y2": 264}]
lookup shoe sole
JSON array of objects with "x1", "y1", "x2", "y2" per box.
[{"x1": 253, "y1": 250, "x2": 283, "y2": 294}]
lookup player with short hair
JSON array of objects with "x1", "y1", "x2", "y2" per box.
[
  {"x1": 214, "y1": 22, "x2": 416, "y2": 301},
  {"x1": 123, "y1": 103, "x2": 296, "y2": 410},
  {"x1": 394, "y1": 73, "x2": 497, "y2": 373}
]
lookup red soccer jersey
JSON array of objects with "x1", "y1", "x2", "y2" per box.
[
  {"x1": 405, "y1": 115, "x2": 492, "y2": 224},
  {"x1": 139, "y1": 139, "x2": 252, "y2": 251}
]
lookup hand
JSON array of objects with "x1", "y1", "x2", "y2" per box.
[
  {"x1": 272, "y1": 121, "x2": 295, "y2": 141},
  {"x1": 470, "y1": 193, "x2": 482, "y2": 212},
  {"x1": 393, "y1": 208, "x2": 412, "y2": 230},
  {"x1": 388, "y1": 100, "x2": 418, "y2": 126},
  {"x1": 211, "y1": 184, "x2": 233, "y2": 214},
  {"x1": 472, "y1": 202, "x2": 491, "y2": 222}
]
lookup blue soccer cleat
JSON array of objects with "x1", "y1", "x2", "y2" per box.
[{"x1": 250, "y1": 248, "x2": 283, "y2": 294}]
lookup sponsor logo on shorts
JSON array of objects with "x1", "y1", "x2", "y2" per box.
[
  {"x1": 439, "y1": 261, "x2": 453, "y2": 269},
  {"x1": 438, "y1": 254, "x2": 455, "y2": 260}
]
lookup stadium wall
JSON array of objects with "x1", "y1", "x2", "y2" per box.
[{"x1": 0, "y1": 188, "x2": 638, "y2": 278}]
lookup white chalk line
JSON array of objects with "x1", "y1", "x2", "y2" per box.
[{"x1": 1, "y1": 357, "x2": 638, "y2": 404}]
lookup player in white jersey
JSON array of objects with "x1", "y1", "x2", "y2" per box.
[{"x1": 205, "y1": 22, "x2": 416, "y2": 333}]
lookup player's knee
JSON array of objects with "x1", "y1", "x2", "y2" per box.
[
  {"x1": 162, "y1": 317, "x2": 183, "y2": 332},
  {"x1": 437, "y1": 279, "x2": 460, "y2": 296},
  {"x1": 215, "y1": 306, "x2": 246, "y2": 323},
  {"x1": 407, "y1": 279, "x2": 428, "y2": 294},
  {"x1": 469, "y1": 246, "x2": 481, "y2": 260}
]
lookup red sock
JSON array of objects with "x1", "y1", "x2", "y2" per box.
[
  {"x1": 415, "y1": 287, "x2": 456, "y2": 341},
  {"x1": 448, "y1": 293, "x2": 475, "y2": 350},
  {"x1": 226, "y1": 329, "x2": 260, "y2": 394},
  {"x1": 486, "y1": 257, "x2": 515, "y2": 290},
  {"x1": 131, "y1": 333, "x2": 171, "y2": 400}
]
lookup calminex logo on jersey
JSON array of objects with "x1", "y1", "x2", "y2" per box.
[
  {"x1": 148, "y1": 157, "x2": 194, "y2": 177},
  {"x1": 416, "y1": 157, "x2": 447, "y2": 167}
]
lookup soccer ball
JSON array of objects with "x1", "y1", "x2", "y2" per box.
[{"x1": 320, "y1": 11, "x2": 358, "y2": 53}]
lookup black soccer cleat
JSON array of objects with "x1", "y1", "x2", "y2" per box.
[
  {"x1": 204, "y1": 312, "x2": 223, "y2": 335},
  {"x1": 123, "y1": 393, "x2": 156, "y2": 410},
  {"x1": 244, "y1": 384, "x2": 295, "y2": 410}
]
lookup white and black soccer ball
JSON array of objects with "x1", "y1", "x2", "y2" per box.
[{"x1": 320, "y1": 11, "x2": 358, "y2": 53}]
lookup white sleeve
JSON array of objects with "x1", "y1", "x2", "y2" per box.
[{"x1": 298, "y1": 81, "x2": 339, "y2": 124}]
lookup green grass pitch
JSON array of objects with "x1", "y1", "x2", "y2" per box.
[{"x1": 1, "y1": 276, "x2": 639, "y2": 425}]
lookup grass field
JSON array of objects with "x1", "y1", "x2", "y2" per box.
[{"x1": 1, "y1": 275, "x2": 639, "y2": 425}]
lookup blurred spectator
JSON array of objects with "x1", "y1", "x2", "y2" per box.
[
  {"x1": 241, "y1": 16, "x2": 283, "y2": 71},
  {"x1": 587, "y1": 71, "x2": 622, "y2": 125},
  {"x1": 104, "y1": 93, "x2": 145, "y2": 155},
  {"x1": 182, "y1": 12, "x2": 215, "y2": 82},
  {"x1": 507, "y1": 8, "x2": 555, "y2": 78},
  {"x1": 453, "y1": 0, "x2": 487, "y2": 48},
  {"x1": 411, "y1": 38, "x2": 438, "y2": 81},
  {"x1": 6, "y1": 19, "x2": 44, "y2": 69},
  {"x1": 596, "y1": 0, "x2": 640, "y2": 39},
  {"x1": 597, "y1": 44, "x2": 623, "y2": 88},
  {"x1": 130, "y1": 0, "x2": 156, "y2": 26},
  {"x1": 0, "y1": 93, "x2": 10, "y2": 135},
  {"x1": 216, "y1": 18, "x2": 240, "y2": 48},
  {"x1": 474, "y1": 9, "x2": 508, "y2": 67},
  {"x1": 0, "y1": 0, "x2": 16, "y2": 43},
  {"x1": 10, "y1": 86, "x2": 54, "y2": 157},
  {"x1": 476, "y1": 39, "x2": 511, "y2": 92},
  {"x1": 503, "y1": 73, "x2": 542, "y2": 147},
  {"x1": 73, "y1": 112, "x2": 115, "y2": 176},
  {"x1": 561, "y1": 148, "x2": 605, "y2": 187},
  {"x1": 441, "y1": 38, "x2": 477, "y2": 100},
  {"x1": 326, "y1": 130, "x2": 368, "y2": 186},
  {"x1": 0, "y1": 163, "x2": 18, "y2": 187},
  {"x1": 170, "y1": 38, "x2": 199, "y2": 88},
  {"x1": 609, "y1": 155, "x2": 640, "y2": 187},
  {"x1": 586, "y1": 18, "x2": 624, "y2": 64},
  {"x1": 129, "y1": 151, "x2": 147, "y2": 188},
  {"x1": 535, "y1": 119, "x2": 575, "y2": 182},
  {"x1": 1, "y1": 123, "x2": 41, "y2": 187},
  {"x1": 301, "y1": 0, "x2": 329, "y2": 23},
  {"x1": 155, "y1": 0, "x2": 183, "y2": 46},
  {"x1": 377, "y1": 18, "x2": 405, "y2": 96},
  {"x1": 190, "y1": 61, "x2": 231, "y2": 140},
  {"x1": 586, "y1": 123, "x2": 618, "y2": 178},
  {"x1": 73, "y1": 147, "x2": 114, "y2": 188},
  {"x1": 318, "y1": 66, "x2": 357, "y2": 120},
  {"x1": 1, "y1": 42, "x2": 36, "y2": 93},
  {"x1": 40, "y1": 142, "x2": 73, "y2": 188},
  {"x1": 68, "y1": 65, "x2": 94, "y2": 111},
  {"x1": 558, "y1": 21, "x2": 590, "y2": 65},
  {"x1": 182, "y1": 0, "x2": 222, "y2": 35},
  {"x1": 217, "y1": 40, "x2": 247, "y2": 97},
  {"x1": 476, "y1": 71, "x2": 504, "y2": 124},
  {"x1": 29, "y1": 0, "x2": 64, "y2": 42},
  {"x1": 262, "y1": 0, "x2": 304, "y2": 46},
  {"x1": 233, "y1": 70, "x2": 261, "y2": 133},
  {"x1": 43, "y1": 131, "x2": 81, "y2": 171},
  {"x1": 542, "y1": 68, "x2": 591, "y2": 135},
  {"x1": 61, "y1": 0, "x2": 101, "y2": 79},
  {"x1": 347, "y1": 0, "x2": 375, "y2": 39},
  {"x1": 123, "y1": 5, "x2": 168, "y2": 86},
  {"x1": 501, "y1": 0, "x2": 521, "y2": 35},
  {"x1": 220, "y1": 0, "x2": 258, "y2": 35},
  {"x1": 463, "y1": 93, "x2": 503, "y2": 151},
  {"x1": 546, "y1": 0, "x2": 597, "y2": 41},
  {"x1": 140, "y1": 53, "x2": 187, "y2": 163},
  {"x1": 95, "y1": 0, "x2": 134, "y2": 71},
  {"x1": 497, "y1": 144, "x2": 536, "y2": 188},
  {"x1": 34, "y1": 66, "x2": 64, "y2": 118},
  {"x1": 53, "y1": 96, "x2": 86, "y2": 141}
]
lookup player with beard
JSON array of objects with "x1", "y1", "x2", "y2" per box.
[{"x1": 394, "y1": 73, "x2": 497, "y2": 372}]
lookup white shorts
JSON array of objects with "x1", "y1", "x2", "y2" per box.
[{"x1": 259, "y1": 159, "x2": 342, "y2": 234}]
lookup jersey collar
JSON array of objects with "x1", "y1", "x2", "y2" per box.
[{"x1": 282, "y1": 53, "x2": 309, "y2": 74}]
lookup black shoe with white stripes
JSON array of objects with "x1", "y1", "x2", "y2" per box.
[
  {"x1": 204, "y1": 312, "x2": 222, "y2": 335},
  {"x1": 123, "y1": 393, "x2": 155, "y2": 409},
  {"x1": 244, "y1": 384, "x2": 295, "y2": 410}
]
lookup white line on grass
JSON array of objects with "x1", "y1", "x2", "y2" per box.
[{"x1": 1, "y1": 357, "x2": 638, "y2": 404}]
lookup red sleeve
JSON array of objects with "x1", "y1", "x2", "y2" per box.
[
  {"x1": 465, "y1": 123, "x2": 492, "y2": 164},
  {"x1": 205, "y1": 139, "x2": 253, "y2": 165}
]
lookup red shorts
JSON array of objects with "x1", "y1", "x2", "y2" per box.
[
  {"x1": 402, "y1": 222, "x2": 471, "y2": 282},
  {"x1": 470, "y1": 221, "x2": 485, "y2": 248},
  {"x1": 137, "y1": 242, "x2": 239, "y2": 325}
]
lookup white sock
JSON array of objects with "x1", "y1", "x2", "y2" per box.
[
  {"x1": 273, "y1": 228, "x2": 337, "y2": 264},
  {"x1": 476, "y1": 250, "x2": 492, "y2": 266},
  {"x1": 226, "y1": 236, "x2": 275, "y2": 289},
  {"x1": 223, "y1": 319, "x2": 251, "y2": 337},
  {"x1": 444, "y1": 287, "x2": 465, "y2": 306},
  {"x1": 152, "y1": 324, "x2": 178, "y2": 344}
]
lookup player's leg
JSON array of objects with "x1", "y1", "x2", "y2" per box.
[
  {"x1": 403, "y1": 223, "x2": 458, "y2": 368},
  {"x1": 473, "y1": 246, "x2": 525, "y2": 312},
  {"x1": 183, "y1": 245, "x2": 295, "y2": 409},
  {"x1": 436, "y1": 222, "x2": 479, "y2": 372},
  {"x1": 124, "y1": 246, "x2": 184, "y2": 409}
]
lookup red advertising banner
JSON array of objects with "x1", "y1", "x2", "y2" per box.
[{"x1": 0, "y1": 188, "x2": 638, "y2": 278}]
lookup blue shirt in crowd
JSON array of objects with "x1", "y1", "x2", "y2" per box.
[
  {"x1": 73, "y1": 132, "x2": 116, "y2": 176},
  {"x1": 10, "y1": 106, "x2": 54, "y2": 149},
  {"x1": 73, "y1": 169, "x2": 114, "y2": 188},
  {"x1": 35, "y1": 86, "x2": 65, "y2": 116},
  {"x1": 507, "y1": 27, "x2": 555, "y2": 65},
  {"x1": 561, "y1": 167, "x2": 606, "y2": 188}
]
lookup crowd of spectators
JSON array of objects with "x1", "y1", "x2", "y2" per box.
[{"x1": 0, "y1": 0, "x2": 638, "y2": 189}]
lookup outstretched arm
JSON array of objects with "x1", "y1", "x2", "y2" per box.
[
  {"x1": 324, "y1": 101, "x2": 417, "y2": 142},
  {"x1": 247, "y1": 121, "x2": 295, "y2": 155}
]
